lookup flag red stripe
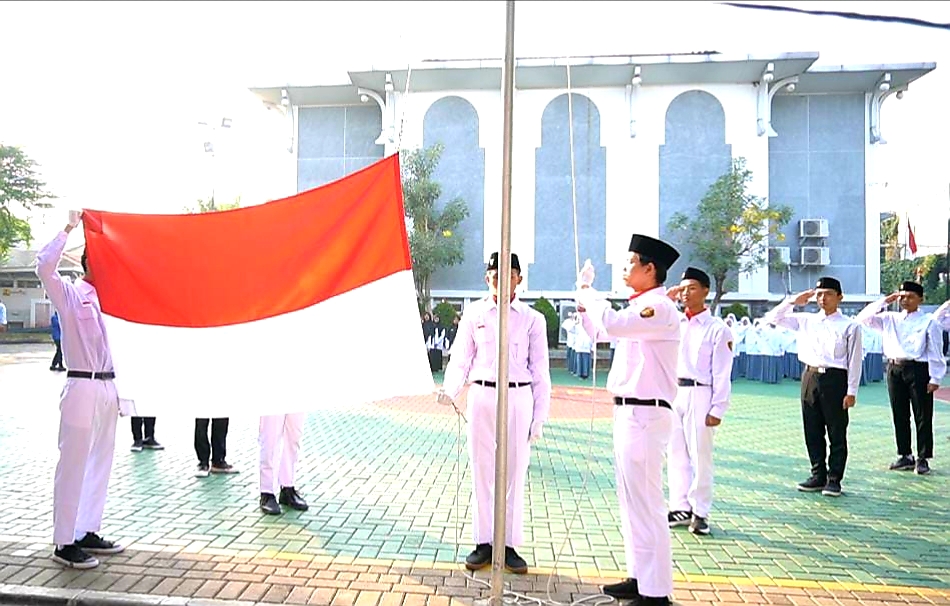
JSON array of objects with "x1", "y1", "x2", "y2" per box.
[
  {"x1": 908, "y1": 220, "x2": 918, "y2": 255},
  {"x1": 82, "y1": 155, "x2": 410, "y2": 328}
]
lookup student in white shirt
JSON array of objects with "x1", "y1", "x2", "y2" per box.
[{"x1": 764, "y1": 277, "x2": 862, "y2": 497}]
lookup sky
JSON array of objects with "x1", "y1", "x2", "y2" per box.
[{"x1": 1, "y1": 1, "x2": 948, "y2": 252}]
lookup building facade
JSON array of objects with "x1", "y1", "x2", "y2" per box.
[
  {"x1": 251, "y1": 52, "x2": 935, "y2": 310},
  {"x1": 0, "y1": 248, "x2": 83, "y2": 329}
]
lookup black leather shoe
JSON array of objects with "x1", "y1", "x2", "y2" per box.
[
  {"x1": 260, "y1": 493, "x2": 281, "y2": 515},
  {"x1": 279, "y1": 486, "x2": 309, "y2": 511},
  {"x1": 796, "y1": 475, "x2": 826, "y2": 492},
  {"x1": 465, "y1": 543, "x2": 492, "y2": 570},
  {"x1": 504, "y1": 546, "x2": 528, "y2": 574},
  {"x1": 603, "y1": 578, "x2": 639, "y2": 599},
  {"x1": 638, "y1": 596, "x2": 671, "y2": 606}
]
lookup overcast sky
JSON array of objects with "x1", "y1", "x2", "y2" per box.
[{"x1": 1, "y1": 1, "x2": 947, "y2": 250}]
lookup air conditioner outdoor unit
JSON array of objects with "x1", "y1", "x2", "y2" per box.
[
  {"x1": 769, "y1": 246, "x2": 791, "y2": 265},
  {"x1": 800, "y1": 219, "x2": 829, "y2": 238},
  {"x1": 800, "y1": 246, "x2": 830, "y2": 266}
]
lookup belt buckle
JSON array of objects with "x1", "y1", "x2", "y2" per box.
[{"x1": 816, "y1": 366, "x2": 826, "y2": 374}]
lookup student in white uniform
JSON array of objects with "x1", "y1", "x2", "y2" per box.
[
  {"x1": 576, "y1": 234, "x2": 681, "y2": 606},
  {"x1": 664, "y1": 267, "x2": 733, "y2": 536},
  {"x1": 856, "y1": 281, "x2": 945, "y2": 475},
  {"x1": 36, "y1": 211, "x2": 125, "y2": 569},
  {"x1": 438, "y1": 252, "x2": 552, "y2": 574},
  {"x1": 259, "y1": 413, "x2": 309, "y2": 514},
  {"x1": 764, "y1": 277, "x2": 862, "y2": 497}
]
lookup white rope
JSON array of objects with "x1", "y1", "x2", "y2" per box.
[
  {"x1": 395, "y1": 64, "x2": 414, "y2": 152},
  {"x1": 566, "y1": 65, "x2": 581, "y2": 277}
]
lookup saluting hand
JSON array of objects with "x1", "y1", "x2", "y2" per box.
[
  {"x1": 843, "y1": 395, "x2": 856, "y2": 409},
  {"x1": 666, "y1": 285, "x2": 686, "y2": 302},
  {"x1": 884, "y1": 292, "x2": 901, "y2": 305},
  {"x1": 792, "y1": 289, "x2": 815, "y2": 306}
]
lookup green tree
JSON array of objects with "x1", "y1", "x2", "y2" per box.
[
  {"x1": 881, "y1": 254, "x2": 949, "y2": 304},
  {"x1": 667, "y1": 157, "x2": 792, "y2": 315},
  {"x1": 880, "y1": 212, "x2": 901, "y2": 262},
  {"x1": 531, "y1": 296, "x2": 559, "y2": 348},
  {"x1": 401, "y1": 144, "x2": 470, "y2": 311},
  {"x1": 184, "y1": 195, "x2": 242, "y2": 214},
  {"x1": 0, "y1": 145, "x2": 55, "y2": 260}
]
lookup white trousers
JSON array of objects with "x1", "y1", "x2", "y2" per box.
[
  {"x1": 259, "y1": 413, "x2": 306, "y2": 494},
  {"x1": 667, "y1": 386, "x2": 717, "y2": 518},
  {"x1": 53, "y1": 378, "x2": 119, "y2": 546},
  {"x1": 614, "y1": 405, "x2": 673, "y2": 598},
  {"x1": 467, "y1": 383, "x2": 534, "y2": 547}
]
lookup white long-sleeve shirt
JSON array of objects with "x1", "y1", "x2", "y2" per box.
[
  {"x1": 677, "y1": 309, "x2": 734, "y2": 419},
  {"x1": 442, "y1": 296, "x2": 552, "y2": 425},
  {"x1": 578, "y1": 286, "x2": 680, "y2": 403},
  {"x1": 764, "y1": 299, "x2": 863, "y2": 396},
  {"x1": 856, "y1": 297, "x2": 946, "y2": 385},
  {"x1": 35, "y1": 231, "x2": 114, "y2": 374}
]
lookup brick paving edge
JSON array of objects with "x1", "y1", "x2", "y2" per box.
[{"x1": 0, "y1": 584, "x2": 250, "y2": 606}]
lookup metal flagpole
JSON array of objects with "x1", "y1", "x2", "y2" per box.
[{"x1": 487, "y1": 1, "x2": 516, "y2": 604}]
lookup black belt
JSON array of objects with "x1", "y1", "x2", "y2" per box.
[
  {"x1": 66, "y1": 370, "x2": 115, "y2": 381},
  {"x1": 887, "y1": 359, "x2": 926, "y2": 367},
  {"x1": 677, "y1": 378, "x2": 709, "y2": 387},
  {"x1": 613, "y1": 397, "x2": 672, "y2": 410},
  {"x1": 804, "y1": 365, "x2": 845, "y2": 375},
  {"x1": 473, "y1": 380, "x2": 532, "y2": 388}
]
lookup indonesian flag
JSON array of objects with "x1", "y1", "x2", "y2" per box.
[
  {"x1": 81, "y1": 155, "x2": 434, "y2": 417},
  {"x1": 907, "y1": 216, "x2": 918, "y2": 255}
]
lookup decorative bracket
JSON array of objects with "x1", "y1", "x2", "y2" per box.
[
  {"x1": 869, "y1": 72, "x2": 906, "y2": 145},
  {"x1": 757, "y1": 70, "x2": 799, "y2": 137},
  {"x1": 358, "y1": 72, "x2": 396, "y2": 148},
  {"x1": 625, "y1": 65, "x2": 642, "y2": 138}
]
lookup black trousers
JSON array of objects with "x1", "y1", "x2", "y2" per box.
[
  {"x1": 195, "y1": 418, "x2": 230, "y2": 466},
  {"x1": 131, "y1": 417, "x2": 156, "y2": 441},
  {"x1": 886, "y1": 361, "x2": 934, "y2": 459},
  {"x1": 51, "y1": 339, "x2": 63, "y2": 369},
  {"x1": 801, "y1": 367, "x2": 850, "y2": 480}
]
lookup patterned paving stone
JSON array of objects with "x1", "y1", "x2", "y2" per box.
[{"x1": 0, "y1": 344, "x2": 948, "y2": 605}]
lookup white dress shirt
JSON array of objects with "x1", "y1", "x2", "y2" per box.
[
  {"x1": 856, "y1": 297, "x2": 946, "y2": 385},
  {"x1": 764, "y1": 300, "x2": 863, "y2": 396},
  {"x1": 36, "y1": 231, "x2": 114, "y2": 374},
  {"x1": 442, "y1": 296, "x2": 552, "y2": 425},
  {"x1": 677, "y1": 309, "x2": 734, "y2": 419},
  {"x1": 578, "y1": 286, "x2": 680, "y2": 402}
]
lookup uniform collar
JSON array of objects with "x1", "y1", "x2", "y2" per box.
[
  {"x1": 486, "y1": 295, "x2": 527, "y2": 314},
  {"x1": 685, "y1": 307, "x2": 708, "y2": 321},
  {"x1": 628, "y1": 285, "x2": 664, "y2": 301},
  {"x1": 75, "y1": 278, "x2": 97, "y2": 298}
]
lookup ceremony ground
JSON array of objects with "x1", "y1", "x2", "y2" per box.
[{"x1": 1, "y1": 343, "x2": 948, "y2": 605}]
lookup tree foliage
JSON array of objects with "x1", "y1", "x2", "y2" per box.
[
  {"x1": 881, "y1": 253, "x2": 949, "y2": 304},
  {"x1": 401, "y1": 144, "x2": 470, "y2": 311},
  {"x1": 667, "y1": 157, "x2": 792, "y2": 314},
  {"x1": 880, "y1": 213, "x2": 901, "y2": 262},
  {"x1": 531, "y1": 296, "x2": 560, "y2": 348},
  {"x1": 184, "y1": 195, "x2": 242, "y2": 214},
  {"x1": 0, "y1": 145, "x2": 55, "y2": 260}
]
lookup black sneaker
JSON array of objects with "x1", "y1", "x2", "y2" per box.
[
  {"x1": 260, "y1": 493, "x2": 281, "y2": 515},
  {"x1": 504, "y1": 546, "x2": 528, "y2": 574},
  {"x1": 602, "y1": 578, "x2": 639, "y2": 600},
  {"x1": 916, "y1": 458, "x2": 931, "y2": 475},
  {"x1": 465, "y1": 543, "x2": 492, "y2": 571},
  {"x1": 130, "y1": 440, "x2": 144, "y2": 452},
  {"x1": 52, "y1": 544, "x2": 98, "y2": 569},
  {"x1": 210, "y1": 461, "x2": 239, "y2": 474},
  {"x1": 689, "y1": 515, "x2": 710, "y2": 535},
  {"x1": 796, "y1": 475, "x2": 826, "y2": 492},
  {"x1": 668, "y1": 510, "x2": 692, "y2": 527},
  {"x1": 142, "y1": 437, "x2": 164, "y2": 450},
  {"x1": 195, "y1": 463, "x2": 210, "y2": 478},
  {"x1": 74, "y1": 532, "x2": 125, "y2": 554},
  {"x1": 822, "y1": 478, "x2": 842, "y2": 497},
  {"x1": 889, "y1": 455, "x2": 915, "y2": 471}
]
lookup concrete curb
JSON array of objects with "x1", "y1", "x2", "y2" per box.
[{"x1": 0, "y1": 585, "x2": 255, "y2": 606}]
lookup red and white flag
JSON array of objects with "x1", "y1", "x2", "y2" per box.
[
  {"x1": 907, "y1": 216, "x2": 918, "y2": 255},
  {"x1": 81, "y1": 155, "x2": 433, "y2": 417}
]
